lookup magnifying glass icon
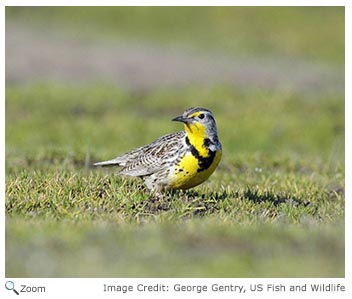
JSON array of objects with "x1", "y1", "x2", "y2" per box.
[{"x1": 5, "y1": 281, "x2": 19, "y2": 295}]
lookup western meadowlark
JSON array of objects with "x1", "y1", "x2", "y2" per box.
[{"x1": 94, "y1": 107, "x2": 222, "y2": 192}]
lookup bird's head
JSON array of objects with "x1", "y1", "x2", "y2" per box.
[{"x1": 172, "y1": 107, "x2": 219, "y2": 144}]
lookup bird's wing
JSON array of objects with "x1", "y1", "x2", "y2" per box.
[
  {"x1": 94, "y1": 131, "x2": 185, "y2": 177},
  {"x1": 118, "y1": 131, "x2": 185, "y2": 177}
]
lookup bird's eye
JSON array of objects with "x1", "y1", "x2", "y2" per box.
[{"x1": 198, "y1": 113, "x2": 205, "y2": 119}]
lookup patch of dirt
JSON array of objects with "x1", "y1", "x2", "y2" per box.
[{"x1": 6, "y1": 21, "x2": 344, "y2": 94}]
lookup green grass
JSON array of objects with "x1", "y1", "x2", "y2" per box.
[
  {"x1": 6, "y1": 219, "x2": 343, "y2": 277},
  {"x1": 5, "y1": 7, "x2": 344, "y2": 277},
  {"x1": 5, "y1": 84, "x2": 344, "y2": 277}
]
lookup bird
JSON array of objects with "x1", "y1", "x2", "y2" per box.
[{"x1": 94, "y1": 107, "x2": 222, "y2": 193}]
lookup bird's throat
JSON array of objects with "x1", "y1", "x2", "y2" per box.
[{"x1": 184, "y1": 123, "x2": 209, "y2": 157}]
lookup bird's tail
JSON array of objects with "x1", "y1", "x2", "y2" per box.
[{"x1": 93, "y1": 158, "x2": 121, "y2": 167}]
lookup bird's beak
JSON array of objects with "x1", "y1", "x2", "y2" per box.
[{"x1": 172, "y1": 115, "x2": 190, "y2": 123}]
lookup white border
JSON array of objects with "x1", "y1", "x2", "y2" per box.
[{"x1": 1, "y1": 1, "x2": 350, "y2": 299}]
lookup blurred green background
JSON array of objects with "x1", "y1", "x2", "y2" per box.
[{"x1": 5, "y1": 7, "x2": 344, "y2": 277}]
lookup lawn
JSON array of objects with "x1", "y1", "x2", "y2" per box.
[
  {"x1": 5, "y1": 7, "x2": 345, "y2": 277},
  {"x1": 5, "y1": 84, "x2": 344, "y2": 277}
]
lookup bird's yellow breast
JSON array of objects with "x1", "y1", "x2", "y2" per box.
[
  {"x1": 170, "y1": 149, "x2": 222, "y2": 190},
  {"x1": 168, "y1": 120, "x2": 221, "y2": 190}
]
